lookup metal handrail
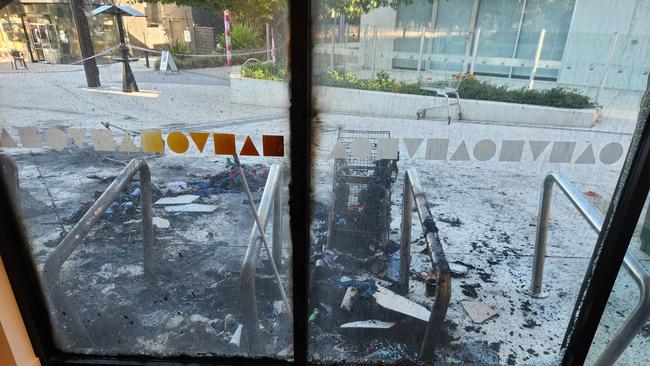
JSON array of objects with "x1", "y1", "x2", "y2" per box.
[
  {"x1": 530, "y1": 170, "x2": 650, "y2": 366},
  {"x1": 240, "y1": 163, "x2": 284, "y2": 353},
  {"x1": 41, "y1": 158, "x2": 153, "y2": 347},
  {"x1": 399, "y1": 167, "x2": 451, "y2": 361}
]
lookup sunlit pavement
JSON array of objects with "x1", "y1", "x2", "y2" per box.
[{"x1": 1, "y1": 62, "x2": 648, "y2": 364}]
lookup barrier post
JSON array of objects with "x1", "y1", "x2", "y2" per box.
[{"x1": 223, "y1": 10, "x2": 232, "y2": 66}]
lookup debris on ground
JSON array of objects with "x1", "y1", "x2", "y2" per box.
[
  {"x1": 164, "y1": 203, "x2": 217, "y2": 213},
  {"x1": 308, "y1": 309, "x2": 320, "y2": 323},
  {"x1": 229, "y1": 324, "x2": 243, "y2": 347},
  {"x1": 154, "y1": 195, "x2": 199, "y2": 205},
  {"x1": 462, "y1": 301, "x2": 499, "y2": 324},
  {"x1": 340, "y1": 287, "x2": 357, "y2": 311},
  {"x1": 340, "y1": 320, "x2": 395, "y2": 329},
  {"x1": 449, "y1": 262, "x2": 469, "y2": 277},
  {"x1": 373, "y1": 284, "x2": 431, "y2": 322},
  {"x1": 152, "y1": 217, "x2": 170, "y2": 229}
]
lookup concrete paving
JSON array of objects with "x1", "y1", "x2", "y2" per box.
[{"x1": 0, "y1": 62, "x2": 648, "y2": 364}]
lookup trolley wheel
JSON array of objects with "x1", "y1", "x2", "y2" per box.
[{"x1": 416, "y1": 110, "x2": 425, "y2": 120}]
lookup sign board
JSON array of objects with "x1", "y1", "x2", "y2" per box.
[
  {"x1": 183, "y1": 30, "x2": 192, "y2": 42},
  {"x1": 159, "y1": 51, "x2": 179, "y2": 73},
  {"x1": 160, "y1": 50, "x2": 169, "y2": 72}
]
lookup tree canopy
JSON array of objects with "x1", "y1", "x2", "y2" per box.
[
  {"x1": 139, "y1": 0, "x2": 421, "y2": 23},
  {"x1": 138, "y1": 0, "x2": 285, "y2": 23}
]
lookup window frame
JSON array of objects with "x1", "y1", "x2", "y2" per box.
[{"x1": 0, "y1": 0, "x2": 648, "y2": 365}]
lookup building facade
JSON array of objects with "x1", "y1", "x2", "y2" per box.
[
  {"x1": 322, "y1": 0, "x2": 650, "y2": 103},
  {"x1": 0, "y1": 0, "x2": 118, "y2": 64},
  {"x1": 0, "y1": 0, "x2": 222, "y2": 64}
]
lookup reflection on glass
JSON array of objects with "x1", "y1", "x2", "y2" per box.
[
  {"x1": 585, "y1": 196, "x2": 650, "y2": 366},
  {"x1": 311, "y1": 0, "x2": 644, "y2": 364},
  {"x1": 0, "y1": 1, "x2": 291, "y2": 359}
]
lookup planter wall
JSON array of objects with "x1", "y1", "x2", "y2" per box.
[{"x1": 230, "y1": 73, "x2": 598, "y2": 128}]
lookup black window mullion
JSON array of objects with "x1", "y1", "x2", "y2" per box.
[
  {"x1": 288, "y1": 0, "x2": 312, "y2": 364},
  {"x1": 561, "y1": 84, "x2": 650, "y2": 365}
]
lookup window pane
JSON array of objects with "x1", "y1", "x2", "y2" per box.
[
  {"x1": 430, "y1": 0, "x2": 474, "y2": 72},
  {"x1": 0, "y1": 1, "x2": 291, "y2": 358},
  {"x1": 311, "y1": 0, "x2": 645, "y2": 363},
  {"x1": 584, "y1": 196, "x2": 650, "y2": 366},
  {"x1": 512, "y1": 0, "x2": 575, "y2": 79},
  {"x1": 473, "y1": 0, "x2": 523, "y2": 76}
]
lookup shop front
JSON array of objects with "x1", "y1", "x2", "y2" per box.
[{"x1": 0, "y1": 0, "x2": 118, "y2": 64}]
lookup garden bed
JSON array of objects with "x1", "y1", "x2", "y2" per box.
[{"x1": 230, "y1": 73, "x2": 599, "y2": 128}]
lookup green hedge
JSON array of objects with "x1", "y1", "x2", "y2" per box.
[
  {"x1": 457, "y1": 77, "x2": 596, "y2": 109},
  {"x1": 241, "y1": 61, "x2": 286, "y2": 81},
  {"x1": 243, "y1": 67, "x2": 595, "y2": 109},
  {"x1": 153, "y1": 50, "x2": 266, "y2": 70}
]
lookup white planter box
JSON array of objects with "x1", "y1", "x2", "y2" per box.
[{"x1": 230, "y1": 73, "x2": 599, "y2": 128}]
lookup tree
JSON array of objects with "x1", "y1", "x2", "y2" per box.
[
  {"x1": 316, "y1": 0, "x2": 418, "y2": 19},
  {"x1": 138, "y1": 0, "x2": 285, "y2": 24}
]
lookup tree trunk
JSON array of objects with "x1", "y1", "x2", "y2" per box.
[{"x1": 70, "y1": 0, "x2": 100, "y2": 87}]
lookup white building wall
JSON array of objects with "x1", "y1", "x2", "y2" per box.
[
  {"x1": 558, "y1": 0, "x2": 650, "y2": 91},
  {"x1": 359, "y1": 7, "x2": 397, "y2": 71}
]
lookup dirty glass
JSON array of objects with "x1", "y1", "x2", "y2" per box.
[
  {"x1": 583, "y1": 195, "x2": 650, "y2": 366},
  {"x1": 0, "y1": 0, "x2": 291, "y2": 359},
  {"x1": 310, "y1": 0, "x2": 647, "y2": 364}
]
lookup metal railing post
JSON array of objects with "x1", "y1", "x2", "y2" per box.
[
  {"x1": 400, "y1": 168, "x2": 451, "y2": 361},
  {"x1": 139, "y1": 163, "x2": 154, "y2": 276},
  {"x1": 529, "y1": 170, "x2": 650, "y2": 365},
  {"x1": 240, "y1": 164, "x2": 281, "y2": 354},
  {"x1": 417, "y1": 26, "x2": 426, "y2": 80},
  {"x1": 40, "y1": 158, "x2": 153, "y2": 347},
  {"x1": 330, "y1": 21, "x2": 336, "y2": 69},
  {"x1": 399, "y1": 172, "x2": 413, "y2": 294},
  {"x1": 371, "y1": 26, "x2": 377, "y2": 78},
  {"x1": 272, "y1": 166, "x2": 284, "y2": 266},
  {"x1": 530, "y1": 172, "x2": 601, "y2": 297},
  {"x1": 528, "y1": 28, "x2": 546, "y2": 90},
  {"x1": 593, "y1": 252, "x2": 650, "y2": 366},
  {"x1": 469, "y1": 28, "x2": 481, "y2": 75},
  {"x1": 266, "y1": 22, "x2": 271, "y2": 60},
  {"x1": 530, "y1": 175, "x2": 554, "y2": 297}
]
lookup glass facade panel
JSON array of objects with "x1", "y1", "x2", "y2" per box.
[
  {"x1": 512, "y1": 0, "x2": 575, "y2": 79},
  {"x1": 429, "y1": 0, "x2": 474, "y2": 72},
  {"x1": 474, "y1": 0, "x2": 524, "y2": 76}
]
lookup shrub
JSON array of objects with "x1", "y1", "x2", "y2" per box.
[
  {"x1": 166, "y1": 41, "x2": 190, "y2": 57},
  {"x1": 241, "y1": 61, "x2": 286, "y2": 81},
  {"x1": 457, "y1": 78, "x2": 596, "y2": 109},
  {"x1": 311, "y1": 69, "x2": 595, "y2": 109},
  {"x1": 153, "y1": 52, "x2": 257, "y2": 70},
  {"x1": 218, "y1": 23, "x2": 263, "y2": 51}
]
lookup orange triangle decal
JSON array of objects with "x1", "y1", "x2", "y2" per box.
[
  {"x1": 189, "y1": 132, "x2": 209, "y2": 152},
  {"x1": 240, "y1": 136, "x2": 260, "y2": 156}
]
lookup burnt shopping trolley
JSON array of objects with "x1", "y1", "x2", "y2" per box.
[{"x1": 326, "y1": 129, "x2": 398, "y2": 254}]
